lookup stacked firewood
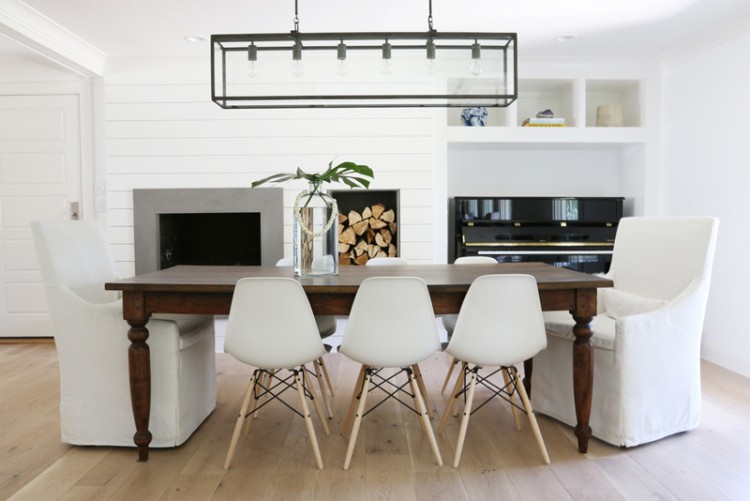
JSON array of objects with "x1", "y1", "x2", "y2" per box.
[{"x1": 338, "y1": 203, "x2": 397, "y2": 265}]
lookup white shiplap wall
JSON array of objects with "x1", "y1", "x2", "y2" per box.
[{"x1": 103, "y1": 61, "x2": 437, "y2": 277}]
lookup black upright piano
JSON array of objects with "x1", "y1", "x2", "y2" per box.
[{"x1": 451, "y1": 196, "x2": 624, "y2": 273}]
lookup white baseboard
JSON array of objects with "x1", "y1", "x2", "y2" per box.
[{"x1": 701, "y1": 342, "x2": 750, "y2": 379}]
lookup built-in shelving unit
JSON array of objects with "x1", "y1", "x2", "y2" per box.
[
  {"x1": 439, "y1": 73, "x2": 658, "y2": 263},
  {"x1": 447, "y1": 78, "x2": 644, "y2": 133}
]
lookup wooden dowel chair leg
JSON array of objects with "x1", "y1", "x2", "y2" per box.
[
  {"x1": 295, "y1": 370, "x2": 324, "y2": 470},
  {"x1": 413, "y1": 373, "x2": 427, "y2": 434},
  {"x1": 411, "y1": 364, "x2": 434, "y2": 418},
  {"x1": 318, "y1": 356, "x2": 335, "y2": 396},
  {"x1": 409, "y1": 370, "x2": 443, "y2": 466},
  {"x1": 252, "y1": 370, "x2": 273, "y2": 420},
  {"x1": 303, "y1": 368, "x2": 329, "y2": 435},
  {"x1": 453, "y1": 371, "x2": 478, "y2": 468},
  {"x1": 502, "y1": 368, "x2": 523, "y2": 431},
  {"x1": 440, "y1": 357, "x2": 459, "y2": 394},
  {"x1": 313, "y1": 359, "x2": 333, "y2": 419},
  {"x1": 342, "y1": 365, "x2": 367, "y2": 437},
  {"x1": 242, "y1": 375, "x2": 261, "y2": 437},
  {"x1": 225, "y1": 372, "x2": 257, "y2": 470},
  {"x1": 344, "y1": 370, "x2": 372, "y2": 470},
  {"x1": 439, "y1": 362, "x2": 467, "y2": 433},
  {"x1": 453, "y1": 362, "x2": 469, "y2": 417},
  {"x1": 512, "y1": 367, "x2": 550, "y2": 464}
]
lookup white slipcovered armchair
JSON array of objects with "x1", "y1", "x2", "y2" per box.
[
  {"x1": 531, "y1": 216, "x2": 719, "y2": 447},
  {"x1": 31, "y1": 220, "x2": 217, "y2": 447}
]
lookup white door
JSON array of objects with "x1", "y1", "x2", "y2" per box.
[{"x1": 0, "y1": 94, "x2": 82, "y2": 337}]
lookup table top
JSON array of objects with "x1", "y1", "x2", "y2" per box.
[{"x1": 105, "y1": 262, "x2": 612, "y2": 294}]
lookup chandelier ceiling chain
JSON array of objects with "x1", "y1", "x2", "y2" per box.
[
  {"x1": 293, "y1": 0, "x2": 300, "y2": 33},
  {"x1": 210, "y1": 0, "x2": 517, "y2": 109},
  {"x1": 428, "y1": 0, "x2": 434, "y2": 31}
]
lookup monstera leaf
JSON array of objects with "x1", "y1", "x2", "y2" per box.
[{"x1": 251, "y1": 160, "x2": 374, "y2": 192}]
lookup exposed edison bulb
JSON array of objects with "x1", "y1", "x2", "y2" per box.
[
  {"x1": 336, "y1": 41, "x2": 348, "y2": 76},
  {"x1": 291, "y1": 39, "x2": 303, "y2": 77},
  {"x1": 425, "y1": 58, "x2": 438, "y2": 75},
  {"x1": 381, "y1": 40, "x2": 393, "y2": 75},
  {"x1": 291, "y1": 59, "x2": 304, "y2": 77},
  {"x1": 469, "y1": 58, "x2": 482, "y2": 76},
  {"x1": 246, "y1": 42, "x2": 259, "y2": 78},
  {"x1": 246, "y1": 60, "x2": 259, "y2": 78},
  {"x1": 381, "y1": 58, "x2": 393, "y2": 75},
  {"x1": 336, "y1": 59, "x2": 348, "y2": 76},
  {"x1": 425, "y1": 38, "x2": 437, "y2": 75},
  {"x1": 469, "y1": 41, "x2": 482, "y2": 76}
]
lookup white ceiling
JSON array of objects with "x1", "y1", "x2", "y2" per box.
[{"x1": 3, "y1": 0, "x2": 750, "y2": 72}]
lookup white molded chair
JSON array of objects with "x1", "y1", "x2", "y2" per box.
[
  {"x1": 276, "y1": 258, "x2": 336, "y2": 417},
  {"x1": 440, "y1": 256, "x2": 497, "y2": 393},
  {"x1": 438, "y1": 274, "x2": 550, "y2": 467},
  {"x1": 223, "y1": 277, "x2": 329, "y2": 470},
  {"x1": 31, "y1": 220, "x2": 216, "y2": 447},
  {"x1": 339, "y1": 276, "x2": 443, "y2": 470},
  {"x1": 361, "y1": 255, "x2": 435, "y2": 413},
  {"x1": 532, "y1": 216, "x2": 719, "y2": 447},
  {"x1": 365, "y1": 257, "x2": 410, "y2": 266}
]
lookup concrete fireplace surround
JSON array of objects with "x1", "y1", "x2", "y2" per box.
[{"x1": 133, "y1": 187, "x2": 284, "y2": 274}]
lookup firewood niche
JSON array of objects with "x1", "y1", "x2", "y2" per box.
[{"x1": 330, "y1": 189, "x2": 400, "y2": 266}]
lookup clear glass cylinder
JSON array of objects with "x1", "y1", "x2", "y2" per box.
[{"x1": 293, "y1": 185, "x2": 339, "y2": 276}]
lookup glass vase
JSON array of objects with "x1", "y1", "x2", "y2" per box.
[{"x1": 293, "y1": 184, "x2": 339, "y2": 276}]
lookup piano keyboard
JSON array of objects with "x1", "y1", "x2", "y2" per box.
[{"x1": 478, "y1": 249, "x2": 613, "y2": 256}]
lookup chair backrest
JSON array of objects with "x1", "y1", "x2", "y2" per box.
[
  {"x1": 340, "y1": 276, "x2": 440, "y2": 367},
  {"x1": 31, "y1": 220, "x2": 120, "y2": 304},
  {"x1": 365, "y1": 257, "x2": 410, "y2": 266},
  {"x1": 224, "y1": 277, "x2": 325, "y2": 369},
  {"x1": 447, "y1": 274, "x2": 546, "y2": 367},
  {"x1": 608, "y1": 217, "x2": 719, "y2": 300},
  {"x1": 454, "y1": 256, "x2": 497, "y2": 265}
]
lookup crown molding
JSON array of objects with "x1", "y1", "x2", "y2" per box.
[
  {"x1": 660, "y1": 11, "x2": 750, "y2": 67},
  {"x1": 0, "y1": 0, "x2": 106, "y2": 77}
]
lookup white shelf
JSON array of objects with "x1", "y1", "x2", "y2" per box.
[{"x1": 447, "y1": 124, "x2": 647, "y2": 147}]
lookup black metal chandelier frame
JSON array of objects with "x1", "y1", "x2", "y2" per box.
[{"x1": 210, "y1": 0, "x2": 517, "y2": 109}]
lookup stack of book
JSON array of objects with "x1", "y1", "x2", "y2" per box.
[{"x1": 522, "y1": 117, "x2": 566, "y2": 127}]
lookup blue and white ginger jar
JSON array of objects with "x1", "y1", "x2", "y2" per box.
[{"x1": 461, "y1": 107, "x2": 488, "y2": 126}]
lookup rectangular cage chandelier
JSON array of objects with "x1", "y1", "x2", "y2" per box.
[{"x1": 210, "y1": 0, "x2": 517, "y2": 109}]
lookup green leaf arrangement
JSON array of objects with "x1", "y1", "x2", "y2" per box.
[{"x1": 251, "y1": 160, "x2": 374, "y2": 193}]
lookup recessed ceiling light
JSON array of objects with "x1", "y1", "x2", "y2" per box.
[
  {"x1": 555, "y1": 35, "x2": 578, "y2": 42},
  {"x1": 185, "y1": 35, "x2": 208, "y2": 43}
]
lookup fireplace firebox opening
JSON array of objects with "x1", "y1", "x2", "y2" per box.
[{"x1": 159, "y1": 212, "x2": 261, "y2": 269}]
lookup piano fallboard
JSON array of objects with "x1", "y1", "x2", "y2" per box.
[{"x1": 452, "y1": 196, "x2": 623, "y2": 273}]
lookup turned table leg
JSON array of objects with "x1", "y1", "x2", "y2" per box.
[
  {"x1": 523, "y1": 359, "x2": 533, "y2": 396},
  {"x1": 571, "y1": 288, "x2": 596, "y2": 454},
  {"x1": 128, "y1": 321, "x2": 152, "y2": 461},
  {"x1": 124, "y1": 292, "x2": 152, "y2": 461}
]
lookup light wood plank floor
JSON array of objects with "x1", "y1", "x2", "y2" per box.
[{"x1": 3, "y1": 342, "x2": 750, "y2": 500}]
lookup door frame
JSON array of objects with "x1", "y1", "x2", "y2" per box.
[{"x1": 0, "y1": 78, "x2": 98, "y2": 337}]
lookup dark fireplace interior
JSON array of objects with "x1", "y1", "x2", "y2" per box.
[{"x1": 158, "y1": 212, "x2": 261, "y2": 269}]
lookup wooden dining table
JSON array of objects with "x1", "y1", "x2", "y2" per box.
[{"x1": 105, "y1": 261, "x2": 612, "y2": 461}]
